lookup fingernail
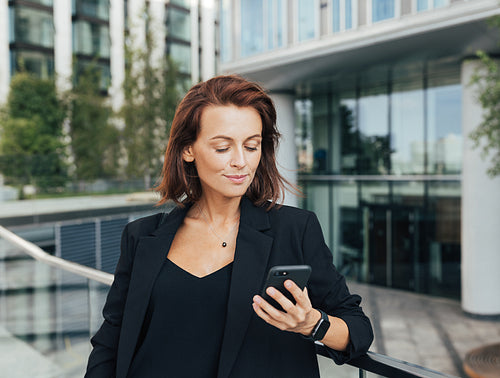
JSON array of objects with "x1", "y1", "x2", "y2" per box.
[
  {"x1": 253, "y1": 296, "x2": 261, "y2": 304},
  {"x1": 285, "y1": 280, "x2": 292, "y2": 288},
  {"x1": 267, "y1": 287, "x2": 275, "y2": 295}
]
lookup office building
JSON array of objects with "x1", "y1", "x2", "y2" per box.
[
  {"x1": 219, "y1": 0, "x2": 500, "y2": 316},
  {"x1": 0, "y1": 0, "x2": 216, "y2": 109}
]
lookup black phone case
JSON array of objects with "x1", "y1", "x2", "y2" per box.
[{"x1": 261, "y1": 265, "x2": 312, "y2": 311}]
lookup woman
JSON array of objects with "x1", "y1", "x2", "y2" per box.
[{"x1": 86, "y1": 75, "x2": 373, "y2": 378}]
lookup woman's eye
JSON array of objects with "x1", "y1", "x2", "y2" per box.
[
  {"x1": 215, "y1": 147, "x2": 229, "y2": 153},
  {"x1": 245, "y1": 146, "x2": 258, "y2": 151}
]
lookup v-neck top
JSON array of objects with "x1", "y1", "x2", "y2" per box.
[{"x1": 127, "y1": 258, "x2": 233, "y2": 378}]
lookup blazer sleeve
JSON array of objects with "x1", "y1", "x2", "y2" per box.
[
  {"x1": 85, "y1": 223, "x2": 134, "y2": 377},
  {"x1": 302, "y1": 211, "x2": 374, "y2": 365}
]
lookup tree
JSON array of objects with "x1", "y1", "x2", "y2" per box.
[
  {"x1": 121, "y1": 10, "x2": 183, "y2": 189},
  {"x1": 469, "y1": 16, "x2": 500, "y2": 177},
  {"x1": 68, "y1": 62, "x2": 120, "y2": 180},
  {"x1": 0, "y1": 72, "x2": 67, "y2": 190}
]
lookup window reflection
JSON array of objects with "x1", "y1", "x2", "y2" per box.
[
  {"x1": 220, "y1": 0, "x2": 232, "y2": 62},
  {"x1": 372, "y1": 0, "x2": 394, "y2": 22},
  {"x1": 358, "y1": 89, "x2": 390, "y2": 174},
  {"x1": 391, "y1": 82, "x2": 425, "y2": 175},
  {"x1": 240, "y1": 0, "x2": 264, "y2": 57},
  {"x1": 167, "y1": 7, "x2": 190, "y2": 42},
  {"x1": 168, "y1": 42, "x2": 191, "y2": 74},
  {"x1": 12, "y1": 50, "x2": 54, "y2": 79},
  {"x1": 427, "y1": 84, "x2": 462, "y2": 174},
  {"x1": 297, "y1": 0, "x2": 317, "y2": 42},
  {"x1": 74, "y1": 0, "x2": 109, "y2": 21},
  {"x1": 73, "y1": 21, "x2": 110, "y2": 58},
  {"x1": 13, "y1": 6, "x2": 54, "y2": 48}
]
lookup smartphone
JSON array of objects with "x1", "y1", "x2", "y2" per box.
[{"x1": 261, "y1": 265, "x2": 312, "y2": 311}]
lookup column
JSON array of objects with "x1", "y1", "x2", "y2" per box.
[
  {"x1": 0, "y1": 0, "x2": 11, "y2": 103},
  {"x1": 271, "y1": 92, "x2": 298, "y2": 207},
  {"x1": 109, "y1": 0, "x2": 125, "y2": 112},
  {"x1": 200, "y1": 0, "x2": 215, "y2": 80},
  {"x1": 190, "y1": 0, "x2": 200, "y2": 84},
  {"x1": 53, "y1": 0, "x2": 73, "y2": 93},
  {"x1": 149, "y1": 0, "x2": 166, "y2": 69},
  {"x1": 461, "y1": 59, "x2": 500, "y2": 316}
]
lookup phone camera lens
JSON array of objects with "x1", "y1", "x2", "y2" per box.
[{"x1": 282, "y1": 271, "x2": 288, "y2": 276}]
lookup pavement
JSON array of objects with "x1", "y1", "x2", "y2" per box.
[{"x1": 345, "y1": 281, "x2": 500, "y2": 377}]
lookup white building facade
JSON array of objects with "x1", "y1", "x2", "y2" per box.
[
  {"x1": 218, "y1": 0, "x2": 500, "y2": 316},
  {"x1": 0, "y1": 0, "x2": 215, "y2": 108}
]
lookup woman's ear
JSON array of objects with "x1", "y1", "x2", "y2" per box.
[{"x1": 183, "y1": 146, "x2": 195, "y2": 162}]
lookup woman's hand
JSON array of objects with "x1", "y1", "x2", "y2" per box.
[{"x1": 252, "y1": 279, "x2": 321, "y2": 336}]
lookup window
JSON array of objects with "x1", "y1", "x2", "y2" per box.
[
  {"x1": 12, "y1": 50, "x2": 54, "y2": 79},
  {"x1": 73, "y1": 21, "x2": 110, "y2": 58},
  {"x1": 240, "y1": 0, "x2": 264, "y2": 57},
  {"x1": 297, "y1": 0, "x2": 317, "y2": 42},
  {"x1": 372, "y1": 0, "x2": 394, "y2": 22},
  {"x1": 167, "y1": 7, "x2": 190, "y2": 41},
  {"x1": 220, "y1": 0, "x2": 232, "y2": 62},
  {"x1": 168, "y1": 42, "x2": 191, "y2": 74},
  {"x1": 13, "y1": 6, "x2": 54, "y2": 47},
  {"x1": 73, "y1": 0, "x2": 109, "y2": 21}
]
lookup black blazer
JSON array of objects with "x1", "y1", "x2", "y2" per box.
[{"x1": 86, "y1": 196, "x2": 373, "y2": 378}]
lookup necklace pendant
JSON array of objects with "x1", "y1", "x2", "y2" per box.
[{"x1": 222, "y1": 241, "x2": 227, "y2": 247}]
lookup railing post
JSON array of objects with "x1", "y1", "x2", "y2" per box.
[{"x1": 359, "y1": 368, "x2": 366, "y2": 378}]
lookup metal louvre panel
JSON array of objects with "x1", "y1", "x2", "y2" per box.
[
  {"x1": 100, "y1": 218, "x2": 128, "y2": 274},
  {"x1": 59, "y1": 222, "x2": 96, "y2": 268}
]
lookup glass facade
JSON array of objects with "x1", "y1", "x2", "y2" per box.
[
  {"x1": 165, "y1": 2, "x2": 191, "y2": 79},
  {"x1": 297, "y1": 0, "x2": 317, "y2": 41},
  {"x1": 11, "y1": 6, "x2": 54, "y2": 48},
  {"x1": 297, "y1": 58, "x2": 462, "y2": 298},
  {"x1": 72, "y1": 0, "x2": 109, "y2": 21},
  {"x1": 167, "y1": 6, "x2": 191, "y2": 41},
  {"x1": 240, "y1": 0, "x2": 264, "y2": 57},
  {"x1": 73, "y1": 21, "x2": 110, "y2": 58},
  {"x1": 10, "y1": 50, "x2": 54, "y2": 79},
  {"x1": 372, "y1": 0, "x2": 395, "y2": 22}
]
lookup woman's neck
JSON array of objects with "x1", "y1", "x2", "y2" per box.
[{"x1": 195, "y1": 195, "x2": 242, "y2": 225}]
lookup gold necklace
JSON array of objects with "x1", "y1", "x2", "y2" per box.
[{"x1": 196, "y1": 204, "x2": 240, "y2": 248}]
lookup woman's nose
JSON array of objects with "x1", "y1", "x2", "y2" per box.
[{"x1": 230, "y1": 148, "x2": 246, "y2": 168}]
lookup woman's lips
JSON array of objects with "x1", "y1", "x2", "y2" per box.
[{"x1": 225, "y1": 174, "x2": 248, "y2": 184}]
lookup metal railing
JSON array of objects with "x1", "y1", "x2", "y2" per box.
[{"x1": 0, "y1": 225, "x2": 457, "y2": 378}]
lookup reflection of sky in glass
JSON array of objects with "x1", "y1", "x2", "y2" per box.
[
  {"x1": 428, "y1": 85, "x2": 461, "y2": 140},
  {"x1": 391, "y1": 89, "x2": 424, "y2": 174},
  {"x1": 372, "y1": 0, "x2": 395, "y2": 22},
  {"x1": 220, "y1": 0, "x2": 231, "y2": 62},
  {"x1": 241, "y1": 0, "x2": 264, "y2": 56},
  {"x1": 359, "y1": 94, "x2": 388, "y2": 137},
  {"x1": 298, "y1": 0, "x2": 316, "y2": 41}
]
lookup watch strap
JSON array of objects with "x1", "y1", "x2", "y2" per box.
[{"x1": 310, "y1": 309, "x2": 330, "y2": 341}]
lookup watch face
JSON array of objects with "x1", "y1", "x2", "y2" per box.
[{"x1": 313, "y1": 312, "x2": 330, "y2": 340}]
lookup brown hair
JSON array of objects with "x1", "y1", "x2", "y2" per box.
[{"x1": 155, "y1": 74, "x2": 293, "y2": 208}]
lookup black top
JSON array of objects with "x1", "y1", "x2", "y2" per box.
[{"x1": 128, "y1": 258, "x2": 233, "y2": 378}]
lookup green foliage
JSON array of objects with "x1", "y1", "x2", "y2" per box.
[
  {"x1": 121, "y1": 10, "x2": 183, "y2": 188},
  {"x1": 470, "y1": 16, "x2": 500, "y2": 177},
  {"x1": 68, "y1": 62, "x2": 119, "y2": 180},
  {"x1": 0, "y1": 72, "x2": 67, "y2": 189}
]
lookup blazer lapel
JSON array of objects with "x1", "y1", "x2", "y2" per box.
[
  {"x1": 217, "y1": 198, "x2": 273, "y2": 378},
  {"x1": 116, "y1": 205, "x2": 190, "y2": 378}
]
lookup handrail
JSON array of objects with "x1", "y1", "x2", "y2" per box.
[
  {"x1": 0, "y1": 225, "x2": 113, "y2": 285},
  {"x1": 298, "y1": 174, "x2": 461, "y2": 182},
  {"x1": 316, "y1": 344, "x2": 458, "y2": 378},
  {"x1": 0, "y1": 224, "x2": 458, "y2": 377}
]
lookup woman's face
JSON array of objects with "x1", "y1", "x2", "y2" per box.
[{"x1": 183, "y1": 105, "x2": 263, "y2": 201}]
